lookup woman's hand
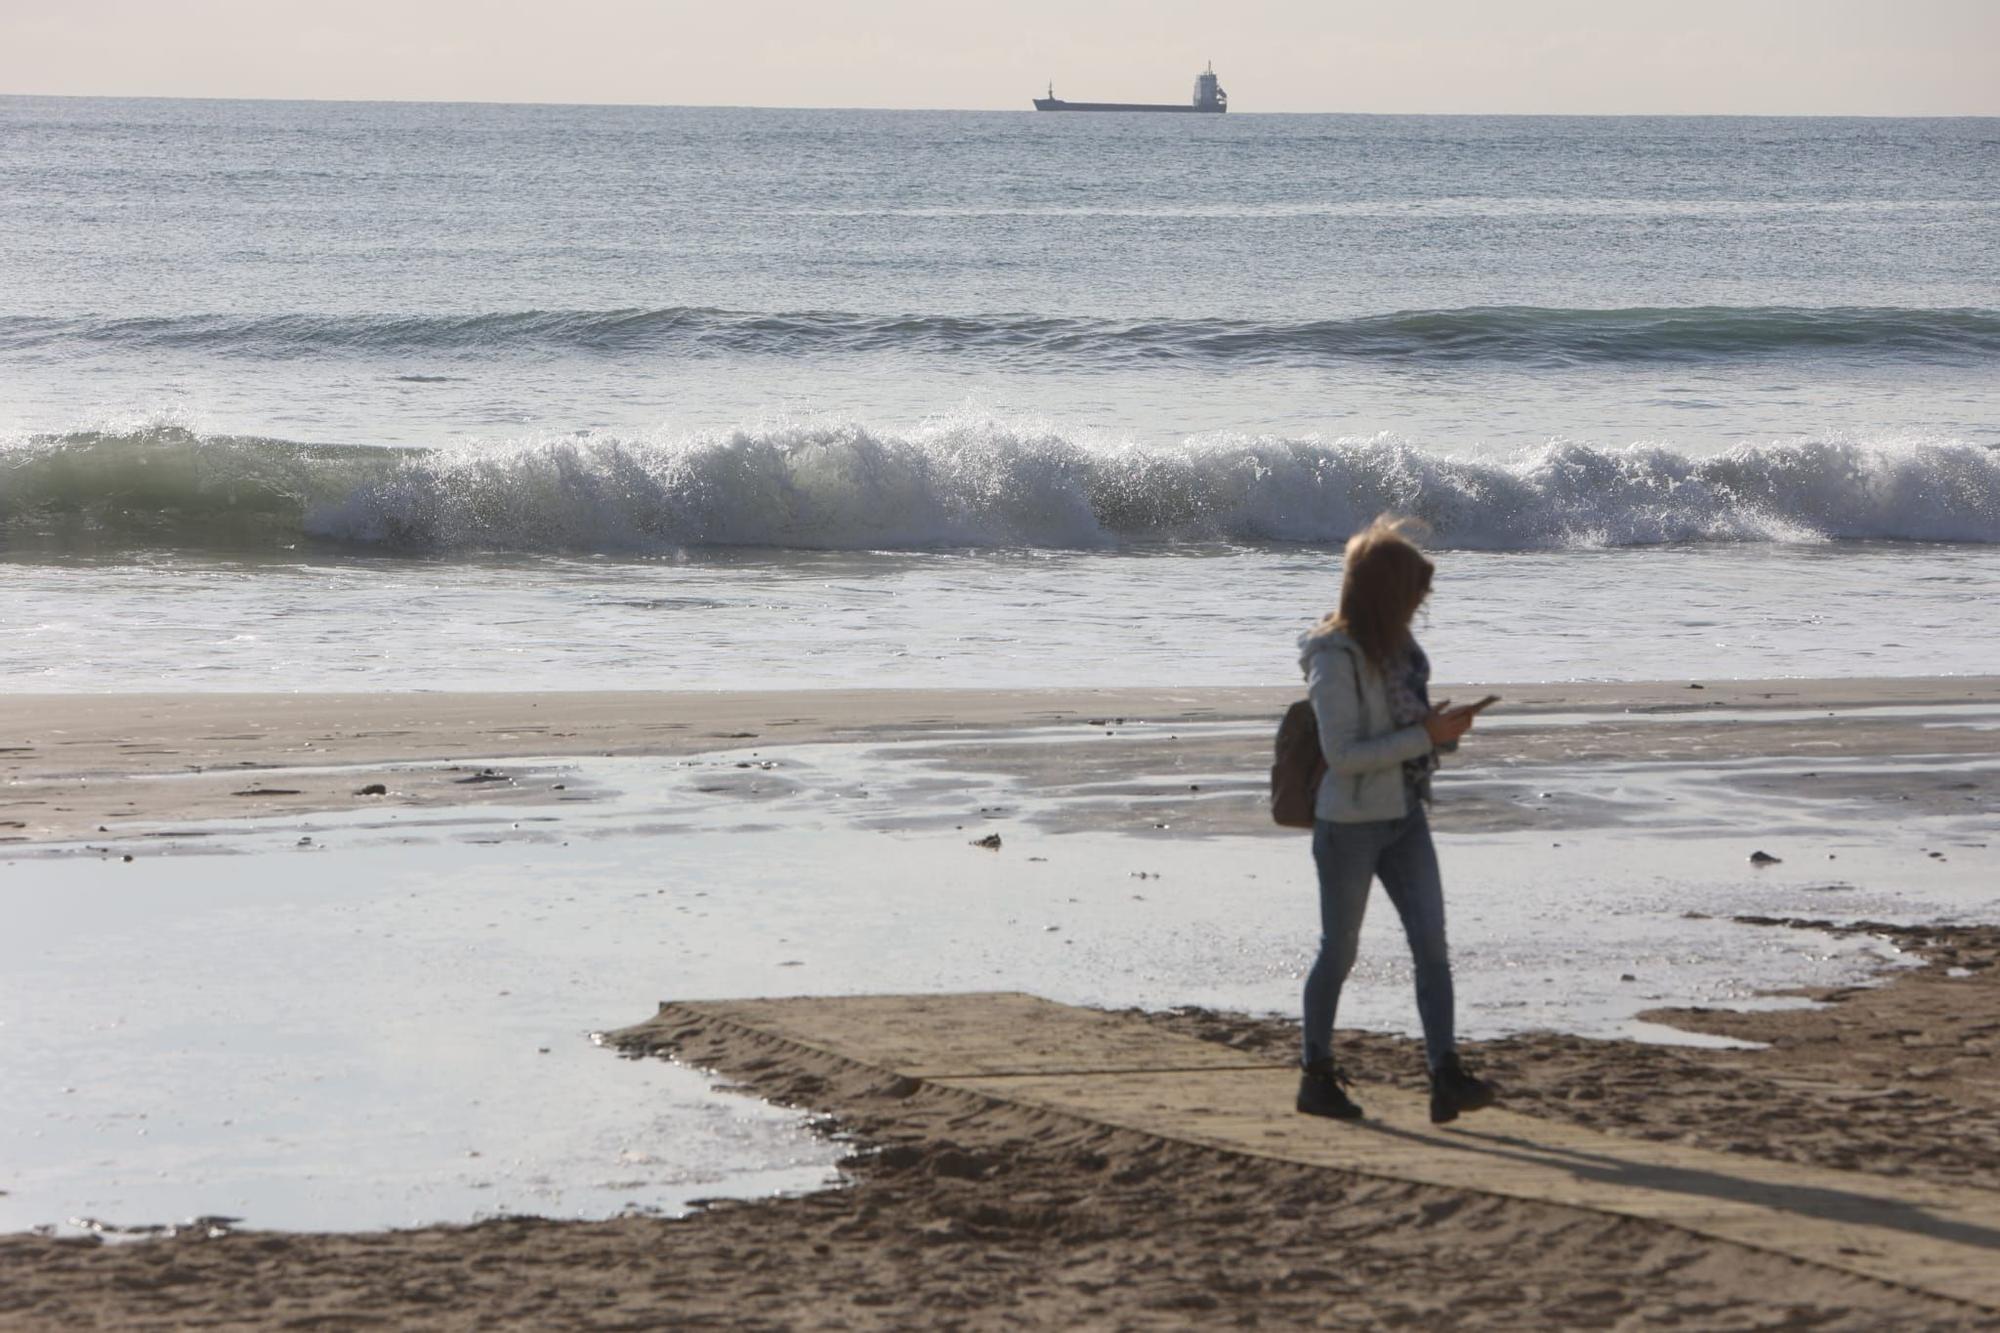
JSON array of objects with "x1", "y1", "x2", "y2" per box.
[{"x1": 1424, "y1": 702, "x2": 1476, "y2": 746}]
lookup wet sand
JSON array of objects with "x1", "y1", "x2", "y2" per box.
[
  {"x1": 2, "y1": 680, "x2": 1998, "y2": 1328},
  {"x1": 4, "y1": 675, "x2": 1995, "y2": 844}
]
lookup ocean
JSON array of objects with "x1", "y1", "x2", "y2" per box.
[{"x1": 3, "y1": 97, "x2": 1997, "y2": 688}]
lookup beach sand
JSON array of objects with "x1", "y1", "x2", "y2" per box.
[
  {"x1": 5, "y1": 675, "x2": 1995, "y2": 844},
  {"x1": 2, "y1": 679, "x2": 1997, "y2": 1328}
]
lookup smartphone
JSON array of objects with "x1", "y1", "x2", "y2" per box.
[{"x1": 1463, "y1": 694, "x2": 1502, "y2": 714}]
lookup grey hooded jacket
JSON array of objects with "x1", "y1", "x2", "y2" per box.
[{"x1": 1298, "y1": 627, "x2": 1434, "y2": 823}]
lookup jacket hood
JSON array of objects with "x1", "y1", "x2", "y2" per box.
[{"x1": 1297, "y1": 624, "x2": 1358, "y2": 675}]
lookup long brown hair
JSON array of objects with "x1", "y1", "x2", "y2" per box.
[{"x1": 1318, "y1": 515, "x2": 1434, "y2": 672}]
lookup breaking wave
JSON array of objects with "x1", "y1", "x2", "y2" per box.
[
  {"x1": 3, "y1": 421, "x2": 1997, "y2": 555},
  {"x1": 5, "y1": 305, "x2": 1999, "y2": 368}
]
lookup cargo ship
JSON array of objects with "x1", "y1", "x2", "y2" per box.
[{"x1": 1033, "y1": 64, "x2": 1226, "y2": 113}]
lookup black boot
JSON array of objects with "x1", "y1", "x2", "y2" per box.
[
  {"x1": 1429, "y1": 1054, "x2": 1496, "y2": 1125},
  {"x1": 1297, "y1": 1057, "x2": 1363, "y2": 1120}
]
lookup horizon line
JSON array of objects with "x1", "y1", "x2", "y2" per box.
[{"x1": 2, "y1": 90, "x2": 1996, "y2": 120}]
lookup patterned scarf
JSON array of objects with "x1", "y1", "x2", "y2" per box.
[{"x1": 1383, "y1": 641, "x2": 1437, "y2": 798}]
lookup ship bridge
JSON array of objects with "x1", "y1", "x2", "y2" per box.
[{"x1": 1193, "y1": 64, "x2": 1227, "y2": 112}]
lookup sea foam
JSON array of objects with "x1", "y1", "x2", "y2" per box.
[{"x1": 3, "y1": 420, "x2": 1996, "y2": 555}]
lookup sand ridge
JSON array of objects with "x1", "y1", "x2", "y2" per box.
[
  {"x1": 613, "y1": 987, "x2": 2000, "y2": 1314},
  {"x1": 1141, "y1": 921, "x2": 2000, "y2": 1195}
]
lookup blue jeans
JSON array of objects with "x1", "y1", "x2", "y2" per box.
[{"x1": 1301, "y1": 807, "x2": 1457, "y2": 1074}]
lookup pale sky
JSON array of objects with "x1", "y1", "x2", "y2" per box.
[{"x1": 2, "y1": 0, "x2": 1996, "y2": 115}]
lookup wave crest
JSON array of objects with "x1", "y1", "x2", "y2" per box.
[
  {"x1": 6, "y1": 305, "x2": 1999, "y2": 367},
  {"x1": 3, "y1": 421, "x2": 1995, "y2": 554}
]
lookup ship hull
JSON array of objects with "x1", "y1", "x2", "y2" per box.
[{"x1": 1032, "y1": 99, "x2": 1222, "y2": 113}]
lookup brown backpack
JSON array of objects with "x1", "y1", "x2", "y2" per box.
[{"x1": 1270, "y1": 699, "x2": 1327, "y2": 829}]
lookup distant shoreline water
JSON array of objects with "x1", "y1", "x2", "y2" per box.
[{"x1": 8, "y1": 305, "x2": 1998, "y2": 369}]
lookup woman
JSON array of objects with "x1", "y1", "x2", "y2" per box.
[{"x1": 1296, "y1": 516, "x2": 1495, "y2": 1125}]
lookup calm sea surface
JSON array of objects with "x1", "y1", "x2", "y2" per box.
[{"x1": 2, "y1": 99, "x2": 1996, "y2": 686}]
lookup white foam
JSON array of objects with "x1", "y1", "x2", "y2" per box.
[{"x1": 297, "y1": 418, "x2": 2000, "y2": 552}]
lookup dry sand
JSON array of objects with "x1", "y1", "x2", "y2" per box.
[
  {"x1": 2, "y1": 680, "x2": 1997, "y2": 1328},
  {"x1": 1145, "y1": 919, "x2": 2000, "y2": 1196}
]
